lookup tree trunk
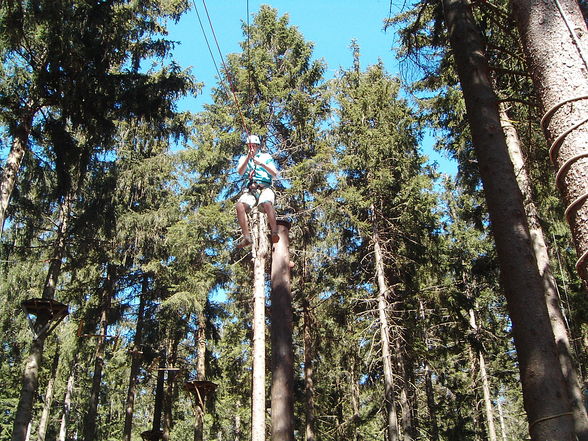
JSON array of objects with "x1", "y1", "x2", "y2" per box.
[
  {"x1": 373, "y1": 221, "x2": 400, "y2": 441},
  {"x1": 469, "y1": 309, "x2": 498, "y2": 441},
  {"x1": 270, "y1": 220, "x2": 294, "y2": 441},
  {"x1": 194, "y1": 312, "x2": 207, "y2": 441},
  {"x1": 424, "y1": 362, "x2": 439, "y2": 441},
  {"x1": 442, "y1": 1, "x2": 576, "y2": 438},
  {"x1": 252, "y1": 211, "x2": 269, "y2": 441},
  {"x1": 25, "y1": 422, "x2": 31, "y2": 441},
  {"x1": 0, "y1": 115, "x2": 32, "y2": 236},
  {"x1": 162, "y1": 371, "x2": 174, "y2": 439},
  {"x1": 501, "y1": 105, "x2": 588, "y2": 438},
  {"x1": 36, "y1": 350, "x2": 60, "y2": 441},
  {"x1": 303, "y1": 299, "x2": 316, "y2": 441},
  {"x1": 466, "y1": 345, "x2": 484, "y2": 441},
  {"x1": 152, "y1": 356, "x2": 166, "y2": 436},
  {"x1": 395, "y1": 338, "x2": 414, "y2": 441},
  {"x1": 123, "y1": 274, "x2": 148, "y2": 441},
  {"x1": 497, "y1": 397, "x2": 508, "y2": 441},
  {"x1": 234, "y1": 401, "x2": 242, "y2": 441},
  {"x1": 419, "y1": 300, "x2": 439, "y2": 441},
  {"x1": 508, "y1": 0, "x2": 588, "y2": 288},
  {"x1": 58, "y1": 358, "x2": 77, "y2": 441},
  {"x1": 163, "y1": 335, "x2": 179, "y2": 441},
  {"x1": 349, "y1": 361, "x2": 360, "y2": 441},
  {"x1": 12, "y1": 190, "x2": 74, "y2": 441},
  {"x1": 83, "y1": 265, "x2": 116, "y2": 441},
  {"x1": 12, "y1": 338, "x2": 46, "y2": 441}
]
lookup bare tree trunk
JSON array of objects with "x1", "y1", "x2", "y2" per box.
[
  {"x1": 58, "y1": 358, "x2": 76, "y2": 441},
  {"x1": 373, "y1": 220, "x2": 400, "y2": 441},
  {"x1": 0, "y1": 115, "x2": 32, "y2": 236},
  {"x1": 424, "y1": 363, "x2": 439, "y2": 441},
  {"x1": 270, "y1": 221, "x2": 294, "y2": 441},
  {"x1": 469, "y1": 309, "x2": 498, "y2": 441},
  {"x1": 497, "y1": 397, "x2": 508, "y2": 441},
  {"x1": 299, "y1": 228, "x2": 316, "y2": 441},
  {"x1": 123, "y1": 274, "x2": 148, "y2": 441},
  {"x1": 12, "y1": 338, "x2": 46, "y2": 441},
  {"x1": 252, "y1": 211, "x2": 269, "y2": 441},
  {"x1": 152, "y1": 356, "x2": 166, "y2": 437},
  {"x1": 303, "y1": 299, "x2": 316, "y2": 441},
  {"x1": 163, "y1": 337, "x2": 178, "y2": 441},
  {"x1": 501, "y1": 105, "x2": 588, "y2": 439},
  {"x1": 83, "y1": 265, "x2": 116, "y2": 441},
  {"x1": 234, "y1": 401, "x2": 242, "y2": 441},
  {"x1": 419, "y1": 300, "x2": 439, "y2": 441},
  {"x1": 479, "y1": 353, "x2": 497, "y2": 441},
  {"x1": 12, "y1": 190, "x2": 73, "y2": 441},
  {"x1": 466, "y1": 345, "x2": 484, "y2": 441},
  {"x1": 442, "y1": 1, "x2": 576, "y2": 438},
  {"x1": 25, "y1": 422, "x2": 31, "y2": 441},
  {"x1": 395, "y1": 339, "x2": 414, "y2": 441},
  {"x1": 349, "y1": 362, "x2": 360, "y2": 440},
  {"x1": 194, "y1": 312, "x2": 207, "y2": 441},
  {"x1": 509, "y1": 0, "x2": 588, "y2": 288},
  {"x1": 36, "y1": 350, "x2": 60, "y2": 441}
]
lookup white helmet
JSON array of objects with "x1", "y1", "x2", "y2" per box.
[{"x1": 246, "y1": 134, "x2": 261, "y2": 145}]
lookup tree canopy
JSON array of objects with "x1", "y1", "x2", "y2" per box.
[{"x1": 1, "y1": 2, "x2": 587, "y2": 441}]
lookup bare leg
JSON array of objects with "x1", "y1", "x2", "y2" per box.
[
  {"x1": 236, "y1": 201, "x2": 252, "y2": 247},
  {"x1": 261, "y1": 202, "x2": 279, "y2": 243}
]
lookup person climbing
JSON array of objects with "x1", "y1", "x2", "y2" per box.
[{"x1": 235, "y1": 134, "x2": 280, "y2": 248}]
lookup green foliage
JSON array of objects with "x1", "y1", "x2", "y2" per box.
[{"x1": 1, "y1": 2, "x2": 578, "y2": 441}]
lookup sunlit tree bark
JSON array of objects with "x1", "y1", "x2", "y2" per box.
[
  {"x1": 509, "y1": 0, "x2": 588, "y2": 290},
  {"x1": 501, "y1": 105, "x2": 588, "y2": 438},
  {"x1": 442, "y1": 0, "x2": 576, "y2": 438}
]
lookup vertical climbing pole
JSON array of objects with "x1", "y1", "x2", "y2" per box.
[
  {"x1": 270, "y1": 219, "x2": 294, "y2": 441},
  {"x1": 251, "y1": 211, "x2": 270, "y2": 441}
]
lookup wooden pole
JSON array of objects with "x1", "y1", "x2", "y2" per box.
[
  {"x1": 270, "y1": 219, "x2": 294, "y2": 441},
  {"x1": 252, "y1": 212, "x2": 269, "y2": 441}
]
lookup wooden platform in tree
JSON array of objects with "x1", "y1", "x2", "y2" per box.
[
  {"x1": 21, "y1": 298, "x2": 69, "y2": 339},
  {"x1": 140, "y1": 429, "x2": 163, "y2": 441},
  {"x1": 21, "y1": 298, "x2": 68, "y2": 319},
  {"x1": 184, "y1": 380, "x2": 218, "y2": 398}
]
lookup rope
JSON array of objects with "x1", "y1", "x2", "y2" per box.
[
  {"x1": 540, "y1": 94, "x2": 588, "y2": 278},
  {"x1": 539, "y1": 0, "x2": 588, "y2": 223},
  {"x1": 553, "y1": 0, "x2": 588, "y2": 71},
  {"x1": 540, "y1": 94, "x2": 588, "y2": 161},
  {"x1": 193, "y1": 1, "x2": 223, "y2": 82},
  {"x1": 192, "y1": 0, "x2": 251, "y2": 138},
  {"x1": 528, "y1": 411, "x2": 573, "y2": 431}
]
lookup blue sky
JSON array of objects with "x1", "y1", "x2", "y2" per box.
[{"x1": 167, "y1": 0, "x2": 457, "y2": 175}]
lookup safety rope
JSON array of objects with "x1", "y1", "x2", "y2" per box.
[
  {"x1": 528, "y1": 411, "x2": 573, "y2": 431},
  {"x1": 192, "y1": 0, "x2": 283, "y2": 195},
  {"x1": 538, "y1": 0, "x2": 588, "y2": 277},
  {"x1": 541, "y1": 93, "x2": 588, "y2": 276},
  {"x1": 193, "y1": 0, "x2": 251, "y2": 138},
  {"x1": 553, "y1": 0, "x2": 588, "y2": 71}
]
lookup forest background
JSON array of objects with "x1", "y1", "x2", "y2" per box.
[{"x1": 1, "y1": 0, "x2": 588, "y2": 441}]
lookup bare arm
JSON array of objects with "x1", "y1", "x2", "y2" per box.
[
  {"x1": 253, "y1": 156, "x2": 278, "y2": 177},
  {"x1": 237, "y1": 155, "x2": 252, "y2": 176}
]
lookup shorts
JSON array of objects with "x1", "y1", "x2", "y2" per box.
[{"x1": 238, "y1": 187, "x2": 275, "y2": 211}]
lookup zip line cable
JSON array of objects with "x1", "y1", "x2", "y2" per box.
[
  {"x1": 192, "y1": 0, "x2": 251, "y2": 138},
  {"x1": 193, "y1": 1, "x2": 222, "y2": 85},
  {"x1": 192, "y1": 0, "x2": 286, "y2": 188}
]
